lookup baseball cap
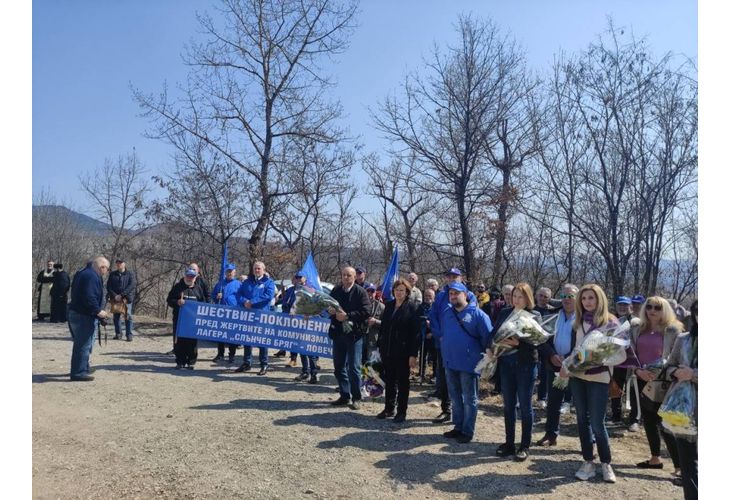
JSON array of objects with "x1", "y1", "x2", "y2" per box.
[
  {"x1": 444, "y1": 267, "x2": 462, "y2": 276},
  {"x1": 615, "y1": 295, "x2": 631, "y2": 305},
  {"x1": 115, "y1": 258, "x2": 125, "y2": 263},
  {"x1": 294, "y1": 271, "x2": 304, "y2": 278},
  {"x1": 366, "y1": 283, "x2": 376, "y2": 292},
  {"x1": 631, "y1": 295, "x2": 646, "y2": 304},
  {"x1": 355, "y1": 266, "x2": 366, "y2": 274},
  {"x1": 225, "y1": 263, "x2": 236, "y2": 271},
  {"x1": 184, "y1": 268, "x2": 198, "y2": 277},
  {"x1": 447, "y1": 282, "x2": 468, "y2": 293}
]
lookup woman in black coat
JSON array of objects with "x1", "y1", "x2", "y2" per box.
[{"x1": 376, "y1": 279, "x2": 421, "y2": 423}]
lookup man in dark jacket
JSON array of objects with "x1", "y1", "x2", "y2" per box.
[
  {"x1": 166, "y1": 268, "x2": 207, "y2": 369},
  {"x1": 50, "y1": 263, "x2": 70, "y2": 323},
  {"x1": 107, "y1": 258, "x2": 136, "y2": 341},
  {"x1": 328, "y1": 266, "x2": 370, "y2": 410},
  {"x1": 68, "y1": 257, "x2": 110, "y2": 381}
]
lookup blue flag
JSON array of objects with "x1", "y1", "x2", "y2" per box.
[
  {"x1": 381, "y1": 246, "x2": 399, "y2": 301},
  {"x1": 300, "y1": 251, "x2": 322, "y2": 291}
]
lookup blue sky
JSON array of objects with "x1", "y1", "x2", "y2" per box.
[{"x1": 32, "y1": 0, "x2": 697, "y2": 213}]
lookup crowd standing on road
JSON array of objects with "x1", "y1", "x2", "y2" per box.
[{"x1": 37, "y1": 255, "x2": 697, "y2": 499}]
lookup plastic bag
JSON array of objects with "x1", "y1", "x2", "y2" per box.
[
  {"x1": 360, "y1": 349, "x2": 385, "y2": 398},
  {"x1": 658, "y1": 380, "x2": 697, "y2": 441}
]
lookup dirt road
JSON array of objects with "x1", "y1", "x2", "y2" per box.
[{"x1": 32, "y1": 317, "x2": 682, "y2": 499}]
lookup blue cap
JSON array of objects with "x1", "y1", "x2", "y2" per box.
[
  {"x1": 448, "y1": 282, "x2": 468, "y2": 293},
  {"x1": 444, "y1": 267, "x2": 462, "y2": 276},
  {"x1": 225, "y1": 264, "x2": 236, "y2": 271},
  {"x1": 615, "y1": 295, "x2": 631, "y2": 305},
  {"x1": 184, "y1": 268, "x2": 198, "y2": 277},
  {"x1": 366, "y1": 283, "x2": 376, "y2": 291},
  {"x1": 631, "y1": 295, "x2": 646, "y2": 304},
  {"x1": 294, "y1": 271, "x2": 304, "y2": 278},
  {"x1": 355, "y1": 266, "x2": 366, "y2": 274}
]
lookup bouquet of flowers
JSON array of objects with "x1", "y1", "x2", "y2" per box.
[
  {"x1": 553, "y1": 320, "x2": 631, "y2": 390},
  {"x1": 476, "y1": 309, "x2": 555, "y2": 379},
  {"x1": 360, "y1": 349, "x2": 385, "y2": 398},
  {"x1": 642, "y1": 357, "x2": 668, "y2": 376},
  {"x1": 658, "y1": 381, "x2": 697, "y2": 440},
  {"x1": 292, "y1": 287, "x2": 341, "y2": 316}
]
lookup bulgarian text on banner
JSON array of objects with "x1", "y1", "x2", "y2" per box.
[{"x1": 176, "y1": 302, "x2": 334, "y2": 358}]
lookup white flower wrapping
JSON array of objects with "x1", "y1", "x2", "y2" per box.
[{"x1": 475, "y1": 309, "x2": 556, "y2": 378}]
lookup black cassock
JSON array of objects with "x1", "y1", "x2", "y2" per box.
[{"x1": 50, "y1": 271, "x2": 70, "y2": 323}]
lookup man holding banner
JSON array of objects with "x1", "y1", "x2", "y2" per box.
[
  {"x1": 328, "y1": 266, "x2": 370, "y2": 409},
  {"x1": 167, "y1": 268, "x2": 207, "y2": 369},
  {"x1": 212, "y1": 263, "x2": 241, "y2": 363},
  {"x1": 235, "y1": 261, "x2": 276, "y2": 376}
]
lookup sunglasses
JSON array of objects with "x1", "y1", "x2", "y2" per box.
[
  {"x1": 645, "y1": 304, "x2": 663, "y2": 311},
  {"x1": 559, "y1": 293, "x2": 576, "y2": 299}
]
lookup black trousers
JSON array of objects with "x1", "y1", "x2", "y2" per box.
[
  {"x1": 435, "y1": 349, "x2": 451, "y2": 413},
  {"x1": 217, "y1": 342, "x2": 237, "y2": 357},
  {"x1": 175, "y1": 338, "x2": 198, "y2": 366},
  {"x1": 383, "y1": 355, "x2": 411, "y2": 415},
  {"x1": 638, "y1": 379, "x2": 680, "y2": 466},
  {"x1": 611, "y1": 367, "x2": 639, "y2": 423},
  {"x1": 676, "y1": 437, "x2": 698, "y2": 500}
]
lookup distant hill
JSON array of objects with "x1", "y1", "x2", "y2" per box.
[{"x1": 32, "y1": 205, "x2": 111, "y2": 234}]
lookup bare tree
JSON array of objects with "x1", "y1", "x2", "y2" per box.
[
  {"x1": 134, "y1": 0, "x2": 358, "y2": 265},
  {"x1": 79, "y1": 149, "x2": 150, "y2": 264}
]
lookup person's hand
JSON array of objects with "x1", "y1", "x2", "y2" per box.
[
  {"x1": 673, "y1": 365, "x2": 694, "y2": 382},
  {"x1": 97, "y1": 310, "x2": 108, "y2": 319},
  {"x1": 114, "y1": 294, "x2": 122, "y2": 302},
  {"x1": 216, "y1": 292, "x2": 223, "y2": 300},
  {"x1": 244, "y1": 301, "x2": 252, "y2": 309},
  {"x1": 177, "y1": 298, "x2": 185, "y2": 306},
  {"x1": 550, "y1": 354, "x2": 563, "y2": 368},
  {"x1": 327, "y1": 306, "x2": 337, "y2": 315},
  {"x1": 409, "y1": 356, "x2": 418, "y2": 369},
  {"x1": 335, "y1": 311, "x2": 348, "y2": 322},
  {"x1": 367, "y1": 317, "x2": 376, "y2": 326},
  {"x1": 500, "y1": 337, "x2": 519, "y2": 347},
  {"x1": 426, "y1": 332, "x2": 432, "y2": 339},
  {"x1": 559, "y1": 366, "x2": 569, "y2": 378},
  {"x1": 486, "y1": 348, "x2": 494, "y2": 358}
]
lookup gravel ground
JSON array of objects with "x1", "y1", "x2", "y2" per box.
[{"x1": 32, "y1": 316, "x2": 683, "y2": 499}]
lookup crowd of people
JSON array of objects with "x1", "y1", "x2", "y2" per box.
[{"x1": 42, "y1": 257, "x2": 697, "y2": 499}]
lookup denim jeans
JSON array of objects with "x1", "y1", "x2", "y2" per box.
[
  {"x1": 332, "y1": 334, "x2": 363, "y2": 401},
  {"x1": 570, "y1": 377, "x2": 612, "y2": 463},
  {"x1": 243, "y1": 346, "x2": 269, "y2": 367},
  {"x1": 499, "y1": 353, "x2": 538, "y2": 449},
  {"x1": 300, "y1": 355, "x2": 320, "y2": 376},
  {"x1": 444, "y1": 368, "x2": 479, "y2": 438},
  {"x1": 113, "y1": 302, "x2": 133, "y2": 338},
  {"x1": 68, "y1": 309, "x2": 96, "y2": 378}
]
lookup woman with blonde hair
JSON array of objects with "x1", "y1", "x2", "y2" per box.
[
  {"x1": 491, "y1": 282, "x2": 541, "y2": 462},
  {"x1": 560, "y1": 283, "x2": 624, "y2": 483},
  {"x1": 630, "y1": 296, "x2": 683, "y2": 476}
]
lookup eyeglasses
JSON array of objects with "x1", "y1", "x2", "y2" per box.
[
  {"x1": 559, "y1": 293, "x2": 576, "y2": 299},
  {"x1": 645, "y1": 304, "x2": 663, "y2": 311}
]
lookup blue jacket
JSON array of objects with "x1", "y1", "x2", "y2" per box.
[
  {"x1": 237, "y1": 274, "x2": 276, "y2": 310},
  {"x1": 212, "y1": 278, "x2": 242, "y2": 306},
  {"x1": 428, "y1": 285, "x2": 477, "y2": 348},
  {"x1": 281, "y1": 285, "x2": 298, "y2": 314},
  {"x1": 433, "y1": 303, "x2": 493, "y2": 373},
  {"x1": 69, "y1": 263, "x2": 104, "y2": 317}
]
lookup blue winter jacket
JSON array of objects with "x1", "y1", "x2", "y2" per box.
[
  {"x1": 428, "y1": 285, "x2": 477, "y2": 348},
  {"x1": 433, "y1": 303, "x2": 493, "y2": 373},
  {"x1": 212, "y1": 278, "x2": 242, "y2": 306},
  {"x1": 237, "y1": 274, "x2": 276, "y2": 310},
  {"x1": 69, "y1": 263, "x2": 104, "y2": 317}
]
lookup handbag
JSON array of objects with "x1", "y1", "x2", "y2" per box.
[
  {"x1": 640, "y1": 366, "x2": 672, "y2": 403},
  {"x1": 110, "y1": 299, "x2": 128, "y2": 316}
]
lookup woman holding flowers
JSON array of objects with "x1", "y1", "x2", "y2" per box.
[
  {"x1": 630, "y1": 296, "x2": 683, "y2": 475},
  {"x1": 492, "y1": 282, "x2": 541, "y2": 462},
  {"x1": 664, "y1": 300, "x2": 698, "y2": 499},
  {"x1": 559, "y1": 284, "x2": 622, "y2": 483}
]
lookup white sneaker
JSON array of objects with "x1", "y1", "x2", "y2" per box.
[
  {"x1": 628, "y1": 422, "x2": 640, "y2": 432},
  {"x1": 602, "y1": 463, "x2": 616, "y2": 483},
  {"x1": 560, "y1": 402, "x2": 570, "y2": 414},
  {"x1": 537, "y1": 400, "x2": 547, "y2": 410},
  {"x1": 575, "y1": 461, "x2": 596, "y2": 481}
]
